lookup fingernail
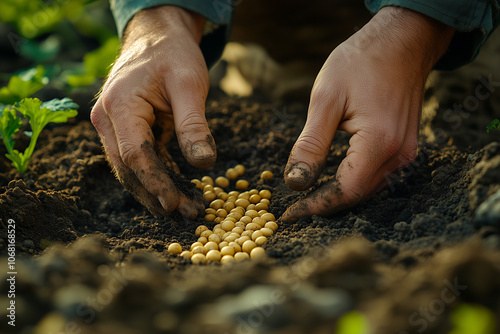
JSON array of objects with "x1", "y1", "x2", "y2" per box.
[
  {"x1": 191, "y1": 141, "x2": 215, "y2": 160},
  {"x1": 286, "y1": 162, "x2": 311, "y2": 184},
  {"x1": 177, "y1": 198, "x2": 198, "y2": 219}
]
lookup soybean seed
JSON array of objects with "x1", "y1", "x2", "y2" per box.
[
  {"x1": 250, "y1": 247, "x2": 266, "y2": 259},
  {"x1": 260, "y1": 198, "x2": 270, "y2": 206},
  {"x1": 245, "y1": 210, "x2": 259, "y2": 219},
  {"x1": 195, "y1": 225, "x2": 209, "y2": 236},
  {"x1": 213, "y1": 187, "x2": 224, "y2": 195},
  {"x1": 234, "y1": 164, "x2": 245, "y2": 175},
  {"x1": 225, "y1": 168, "x2": 238, "y2": 180},
  {"x1": 260, "y1": 171, "x2": 274, "y2": 181},
  {"x1": 234, "y1": 252, "x2": 250, "y2": 262},
  {"x1": 208, "y1": 234, "x2": 221, "y2": 243},
  {"x1": 255, "y1": 203, "x2": 268, "y2": 211},
  {"x1": 235, "y1": 198, "x2": 250, "y2": 209},
  {"x1": 192, "y1": 246, "x2": 206, "y2": 254},
  {"x1": 206, "y1": 250, "x2": 222, "y2": 262},
  {"x1": 203, "y1": 184, "x2": 214, "y2": 193},
  {"x1": 252, "y1": 230, "x2": 264, "y2": 241},
  {"x1": 219, "y1": 241, "x2": 229, "y2": 249},
  {"x1": 217, "y1": 192, "x2": 229, "y2": 201},
  {"x1": 217, "y1": 208, "x2": 228, "y2": 218},
  {"x1": 242, "y1": 240, "x2": 257, "y2": 253},
  {"x1": 203, "y1": 192, "x2": 216, "y2": 202},
  {"x1": 255, "y1": 236, "x2": 267, "y2": 246},
  {"x1": 197, "y1": 237, "x2": 208, "y2": 245},
  {"x1": 168, "y1": 243, "x2": 182, "y2": 254},
  {"x1": 220, "y1": 246, "x2": 235, "y2": 256},
  {"x1": 221, "y1": 255, "x2": 235, "y2": 264},
  {"x1": 201, "y1": 176, "x2": 214, "y2": 186},
  {"x1": 191, "y1": 253, "x2": 207, "y2": 264},
  {"x1": 215, "y1": 176, "x2": 230, "y2": 188},
  {"x1": 221, "y1": 220, "x2": 235, "y2": 231},
  {"x1": 260, "y1": 228, "x2": 273, "y2": 237},
  {"x1": 204, "y1": 241, "x2": 218, "y2": 251},
  {"x1": 246, "y1": 204, "x2": 256, "y2": 211},
  {"x1": 214, "y1": 217, "x2": 223, "y2": 224},
  {"x1": 191, "y1": 179, "x2": 203, "y2": 189},
  {"x1": 241, "y1": 230, "x2": 253, "y2": 238},
  {"x1": 245, "y1": 223, "x2": 261, "y2": 231},
  {"x1": 210, "y1": 199, "x2": 224, "y2": 210},
  {"x1": 181, "y1": 251, "x2": 193, "y2": 259},
  {"x1": 204, "y1": 214, "x2": 216, "y2": 222},
  {"x1": 205, "y1": 208, "x2": 217, "y2": 215},
  {"x1": 200, "y1": 230, "x2": 213, "y2": 238},
  {"x1": 261, "y1": 213, "x2": 276, "y2": 222},
  {"x1": 191, "y1": 242, "x2": 203, "y2": 250},
  {"x1": 223, "y1": 202, "x2": 235, "y2": 211},
  {"x1": 232, "y1": 227, "x2": 244, "y2": 234},
  {"x1": 265, "y1": 221, "x2": 278, "y2": 231},
  {"x1": 252, "y1": 217, "x2": 266, "y2": 227},
  {"x1": 259, "y1": 189, "x2": 272, "y2": 199},
  {"x1": 228, "y1": 242, "x2": 242, "y2": 252},
  {"x1": 236, "y1": 180, "x2": 249, "y2": 190}
]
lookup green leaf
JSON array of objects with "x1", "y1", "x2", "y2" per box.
[
  {"x1": 0, "y1": 106, "x2": 23, "y2": 152},
  {"x1": 42, "y1": 97, "x2": 79, "y2": 111},
  {"x1": 449, "y1": 303, "x2": 496, "y2": 334},
  {"x1": 0, "y1": 65, "x2": 48, "y2": 104},
  {"x1": 486, "y1": 119, "x2": 500, "y2": 134},
  {"x1": 66, "y1": 37, "x2": 119, "y2": 87},
  {"x1": 335, "y1": 311, "x2": 368, "y2": 334}
]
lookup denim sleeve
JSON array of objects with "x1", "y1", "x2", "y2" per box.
[
  {"x1": 110, "y1": 0, "x2": 233, "y2": 68},
  {"x1": 365, "y1": 0, "x2": 500, "y2": 70}
]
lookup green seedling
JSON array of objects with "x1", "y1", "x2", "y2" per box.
[
  {"x1": 486, "y1": 119, "x2": 500, "y2": 133},
  {"x1": 0, "y1": 65, "x2": 48, "y2": 105},
  {"x1": 0, "y1": 97, "x2": 78, "y2": 174}
]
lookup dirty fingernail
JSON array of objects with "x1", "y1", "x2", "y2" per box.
[
  {"x1": 191, "y1": 141, "x2": 215, "y2": 160},
  {"x1": 285, "y1": 162, "x2": 312, "y2": 190}
]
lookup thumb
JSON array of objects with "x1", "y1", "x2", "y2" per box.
[
  {"x1": 170, "y1": 73, "x2": 216, "y2": 169},
  {"x1": 284, "y1": 95, "x2": 343, "y2": 191}
]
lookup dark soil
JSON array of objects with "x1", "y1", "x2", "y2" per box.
[{"x1": 1, "y1": 38, "x2": 500, "y2": 334}]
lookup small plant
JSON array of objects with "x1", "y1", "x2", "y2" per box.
[
  {"x1": 0, "y1": 97, "x2": 78, "y2": 174},
  {"x1": 486, "y1": 119, "x2": 500, "y2": 133},
  {"x1": 0, "y1": 65, "x2": 48, "y2": 105}
]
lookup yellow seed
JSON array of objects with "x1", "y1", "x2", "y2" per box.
[
  {"x1": 242, "y1": 240, "x2": 257, "y2": 253},
  {"x1": 191, "y1": 179, "x2": 203, "y2": 189},
  {"x1": 235, "y1": 198, "x2": 250, "y2": 209},
  {"x1": 226, "y1": 196, "x2": 237, "y2": 202},
  {"x1": 218, "y1": 192, "x2": 229, "y2": 201},
  {"x1": 215, "y1": 229, "x2": 226, "y2": 237},
  {"x1": 215, "y1": 176, "x2": 230, "y2": 188},
  {"x1": 206, "y1": 250, "x2": 222, "y2": 262},
  {"x1": 203, "y1": 184, "x2": 214, "y2": 193},
  {"x1": 250, "y1": 247, "x2": 266, "y2": 259},
  {"x1": 224, "y1": 235, "x2": 237, "y2": 243},
  {"x1": 234, "y1": 164, "x2": 245, "y2": 176},
  {"x1": 234, "y1": 252, "x2": 250, "y2": 262},
  {"x1": 232, "y1": 226, "x2": 244, "y2": 234},
  {"x1": 197, "y1": 237, "x2": 208, "y2": 245},
  {"x1": 245, "y1": 210, "x2": 259, "y2": 219},
  {"x1": 228, "y1": 242, "x2": 242, "y2": 252},
  {"x1": 204, "y1": 241, "x2": 218, "y2": 251},
  {"x1": 236, "y1": 180, "x2": 249, "y2": 190},
  {"x1": 259, "y1": 189, "x2": 272, "y2": 199},
  {"x1": 237, "y1": 236, "x2": 251, "y2": 245},
  {"x1": 260, "y1": 228, "x2": 273, "y2": 237},
  {"x1": 220, "y1": 246, "x2": 235, "y2": 256},
  {"x1": 204, "y1": 214, "x2": 216, "y2": 222},
  {"x1": 203, "y1": 192, "x2": 216, "y2": 202},
  {"x1": 228, "y1": 190, "x2": 240, "y2": 197},
  {"x1": 221, "y1": 255, "x2": 235, "y2": 264},
  {"x1": 258, "y1": 210, "x2": 267, "y2": 216},
  {"x1": 213, "y1": 186, "x2": 224, "y2": 195},
  {"x1": 239, "y1": 216, "x2": 252, "y2": 224},
  {"x1": 261, "y1": 213, "x2": 276, "y2": 222},
  {"x1": 195, "y1": 225, "x2": 209, "y2": 236},
  {"x1": 201, "y1": 176, "x2": 214, "y2": 186},
  {"x1": 265, "y1": 221, "x2": 278, "y2": 231},
  {"x1": 205, "y1": 208, "x2": 217, "y2": 215},
  {"x1": 191, "y1": 253, "x2": 207, "y2": 264},
  {"x1": 252, "y1": 230, "x2": 264, "y2": 241},
  {"x1": 214, "y1": 217, "x2": 223, "y2": 224},
  {"x1": 249, "y1": 189, "x2": 259, "y2": 195},
  {"x1": 260, "y1": 171, "x2": 274, "y2": 181},
  {"x1": 223, "y1": 201, "x2": 235, "y2": 212},
  {"x1": 219, "y1": 241, "x2": 229, "y2": 249},
  {"x1": 191, "y1": 242, "x2": 203, "y2": 250},
  {"x1": 252, "y1": 217, "x2": 266, "y2": 227},
  {"x1": 181, "y1": 250, "x2": 193, "y2": 259},
  {"x1": 200, "y1": 230, "x2": 213, "y2": 238},
  {"x1": 238, "y1": 192, "x2": 250, "y2": 200},
  {"x1": 222, "y1": 232, "x2": 231, "y2": 240},
  {"x1": 245, "y1": 223, "x2": 261, "y2": 231},
  {"x1": 241, "y1": 230, "x2": 253, "y2": 238},
  {"x1": 227, "y1": 213, "x2": 243, "y2": 221},
  {"x1": 213, "y1": 223, "x2": 222, "y2": 230},
  {"x1": 224, "y1": 216, "x2": 237, "y2": 222},
  {"x1": 229, "y1": 232, "x2": 240, "y2": 238},
  {"x1": 225, "y1": 168, "x2": 238, "y2": 180},
  {"x1": 260, "y1": 198, "x2": 271, "y2": 206},
  {"x1": 192, "y1": 246, "x2": 206, "y2": 254},
  {"x1": 210, "y1": 199, "x2": 224, "y2": 210},
  {"x1": 208, "y1": 234, "x2": 221, "y2": 243},
  {"x1": 217, "y1": 208, "x2": 228, "y2": 218},
  {"x1": 255, "y1": 203, "x2": 268, "y2": 211},
  {"x1": 246, "y1": 204, "x2": 256, "y2": 211},
  {"x1": 234, "y1": 222, "x2": 246, "y2": 229},
  {"x1": 221, "y1": 220, "x2": 235, "y2": 231},
  {"x1": 255, "y1": 236, "x2": 267, "y2": 246},
  {"x1": 167, "y1": 243, "x2": 182, "y2": 254}
]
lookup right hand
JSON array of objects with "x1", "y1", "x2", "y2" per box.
[{"x1": 91, "y1": 6, "x2": 214, "y2": 219}]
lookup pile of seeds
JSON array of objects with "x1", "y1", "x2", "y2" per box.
[{"x1": 167, "y1": 165, "x2": 278, "y2": 264}]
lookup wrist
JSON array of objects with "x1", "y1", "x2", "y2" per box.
[
  {"x1": 361, "y1": 6, "x2": 455, "y2": 72},
  {"x1": 123, "y1": 6, "x2": 206, "y2": 47}
]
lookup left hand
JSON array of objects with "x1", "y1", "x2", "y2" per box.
[{"x1": 281, "y1": 6, "x2": 455, "y2": 222}]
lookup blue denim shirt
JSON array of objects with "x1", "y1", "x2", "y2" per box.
[{"x1": 111, "y1": 0, "x2": 499, "y2": 70}]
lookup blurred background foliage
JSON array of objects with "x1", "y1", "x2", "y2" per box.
[{"x1": 0, "y1": 0, "x2": 119, "y2": 113}]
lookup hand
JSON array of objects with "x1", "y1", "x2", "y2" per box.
[
  {"x1": 281, "y1": 6, "x2": 455, "y2": 222},
  {"x1": 91, "y1": 6, "x2": 215, "y2": 218}
]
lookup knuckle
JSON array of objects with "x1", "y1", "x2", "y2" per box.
[
  {"x1": 172, "y1": 68, "x2": 208, "y2": 92},
  {"x1": 119, "y1": 141, "x2": 141, "y2": 168},
  {"x1": 177, "y1": 110, "x2": 208, "y2": 133}
]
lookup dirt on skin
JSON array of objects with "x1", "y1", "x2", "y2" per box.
[{"x1": 2, "y1": 41, "x2": 500, "y2": 334}]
